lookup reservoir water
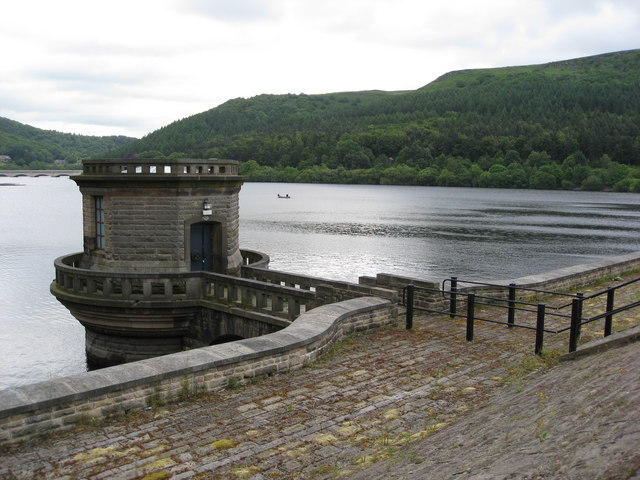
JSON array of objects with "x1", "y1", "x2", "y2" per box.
[{"x1": 1, "y1": 177, "x2": 639, "y2": 389}]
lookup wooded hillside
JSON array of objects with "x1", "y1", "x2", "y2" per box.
[
  {"x1": 106, "y1": 50, "x2": 640, "y2": 191},
  {"x1": 12, "y1": 49, "x2": 640, "y2": 191},
  {"x1": 0, "y1": 117, "x2": 135, "y2": 168}
]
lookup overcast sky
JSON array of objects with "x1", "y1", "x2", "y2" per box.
[{"x1": 1, "y1": 0, "x2": 638, "y2": 138}]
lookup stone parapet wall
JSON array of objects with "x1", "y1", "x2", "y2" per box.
[
  {"x1": 242, "y1": 266, "x2": 398, "y2": 305},
  {"x1": 369, "y1": 252, "x2": 640, "y2": 307},
  {"x1": 505, "y1": 251, "x2": 640, "y2": 292},
  {"x1": 0, "y1": 170, "x2": 80, "y2": 177},
  {"x1": 241, "y1": 249, "x2": 270, "y2": 268},
  {"x1": 363, "y1": 273, "x2": 441, "y2": 310},
  {"x1": 0, "y1": 297, "x2": 397, "y2": 446},
  {"x1": 448, "y1": 251, "x2": 640, "y2": 301},
  {"x1": 81, "y1": 158, "x2": 239, "y2": 177}
]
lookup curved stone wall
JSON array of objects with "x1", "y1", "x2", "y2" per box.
[
  {"x1": 0, "y1": 297, "x2": 397, "y2": 445},
  {"x1": 3, "y1": 252, "x2": 638, "y2": 446}
]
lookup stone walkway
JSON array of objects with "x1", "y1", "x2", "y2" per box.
[
  {"x1": 1, "y1": 278, "x2": 639, "y2": 480},
  {"x1": 348, "y1": 339, "x2": 640, "y2": 480}
]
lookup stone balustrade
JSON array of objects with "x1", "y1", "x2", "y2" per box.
[
  {"x1": 240, "y1": 248, "x2": 271, "y2": 268},
  {"x1": 0, "y1": 297, "x2": 398, "y2": 446},
  {"x1": 53, "y1": 252, "x2": 314, "y2": 321},
  {"x1": 80, "y1": 158, "x2": 239, "y2": 177},
  {"x1": 201, "y1": 271, "x2": 315, "y2": 320},
  {"x1": 242, "y1": 266, "x2": 399, "y2": 305}
]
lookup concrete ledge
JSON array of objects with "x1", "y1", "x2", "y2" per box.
[
  {"x1": 0, "y1": 296, "x2": 397, "y2": 445},
  {"x1": 441, "y1": 251, "x2": 640, "y2": 299},
  {"x1": 509, "y1": 251, "x2": 640, "y2": 290},
  {"x1": 561, "y1": 325, "x2": 640, "y2": 361},
  {"x1": 373, "y1": 252, "x2": 640, "y2": 295}
]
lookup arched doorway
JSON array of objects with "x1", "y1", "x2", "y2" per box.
[
  {"x1": 190, "y1": 221, "x2": 225, "y2": 272},
  {"x1": 190, "y1": 222, "x2": 213, "y2": 271}
]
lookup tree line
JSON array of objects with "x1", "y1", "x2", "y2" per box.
[
  {"x1": 237, "y1": 150, "x2": 639, "y2": 192},
  {"x1": 5, "y1": 49, "x2": 638, "y2": 191},
  {"x1": 106, "y1": 50, "x2": 640, "y2": 191},
  {"x1": 0, "y1": 116, "x2": 135, "y2": 168}
]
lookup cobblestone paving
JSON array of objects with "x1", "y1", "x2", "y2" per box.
[
  {"x1": 1, "y1": 277, "x2": 638, "y2": 480},
  {"x1": 349, "y1": 339, "x2": 640, "y2": 480}
]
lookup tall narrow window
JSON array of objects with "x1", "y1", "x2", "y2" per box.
[{"x1": 95, "y1": 196, "x2": 105, "y2": 249}]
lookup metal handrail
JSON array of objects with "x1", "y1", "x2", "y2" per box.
[
  {"x1": 403, "y1": 275, "x2": 639, "y2": 355},
  {"x1": 582, "y1": 277, "x2": 640, "y2": 301}
]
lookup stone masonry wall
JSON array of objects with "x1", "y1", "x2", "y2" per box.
[
  {"x1": 80, "y1": 186, "x2": 241, "y2": 273},
  {"x1": 370, "y1": 251, "x2": 640, "y2": 309},
  {"x1": 0, "y1": 297, "x2": 397, "y2": 446},
  {"x1": 241, "y1": 267, "x2": 398, "y2": 305},
  {"x1": 504, "y1": 250, "x2": 640, "y2": 292}
]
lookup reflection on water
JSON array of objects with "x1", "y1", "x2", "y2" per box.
[
  {"x1": 240, "y1": 183, "x2": 640, "y2": 283},
  {"x1": 1, "y1": 179, "x2": 640, "y2": 389},
  {"x1": 250, "y1": 218, "x2": 639, "y2": 238}
]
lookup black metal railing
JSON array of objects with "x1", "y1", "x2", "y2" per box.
[{"x1": 403, "y1": 276, "x2": 640, "y2": 355}]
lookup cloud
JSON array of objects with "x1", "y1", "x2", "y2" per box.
[
  {"x1": 181, "y1": 0, "x2": 273, "y2": 21},
  {"x1": 29, "y1": 69, "x2": 143, "y2": 92},
  {"x1": 0, "y1": 0, "x2": 638, "y2": 138}
]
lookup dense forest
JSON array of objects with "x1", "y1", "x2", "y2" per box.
[
  {"x1": 6, "y1": 50, "x2": 640, "y2": 191},
  {"x1": 104, "y1": 49, "x2": 640, "y2": 191},
  {"x1": 0, "y1": 117, "x2": 135, "y2": 168}
]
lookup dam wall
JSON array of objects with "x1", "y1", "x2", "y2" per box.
[
  {"x1": 0, "y1": 297, "x2": 397, "y2": 445},
  {"x1": 1, "y1": 251, "x2": 639, "y2": 446},
  {"x1": 364, "y1": 251, "x2": 640, "y2": 309}
]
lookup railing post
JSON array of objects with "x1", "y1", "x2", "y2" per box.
[
  {"x1": 288, "y1": 297, "x2": 300, "y2": 320},
  {"x1": 449, "y1": 276, "x2": 458, "y2": 319},
  {"x1": 576, "y1": 292, "x2": 584, "y2": 340},
  {"x1": 73, "y1": 275, "x2": 82, "y2": 292},
  {"x1": 604, "y1": 287, "x2": 615, "y2": 337},
  {"x1": 466, "y1": 293, "x2": 475, "y2": 342},
  {"x1": 405, "y1": 285, "x2": 414, "y2": 330},
  {"x1": 569, "y1": 298, "x2": 581, "y2": 353},
  {"x1": 273, "y1": 295, "x2": 284, "y2": 313},
  {"x1": 507, "y1": 283, "x2": 516, "y2": 328},
  {"x1": 535, "y1": 304, "x2": 545, "y2": 355}
]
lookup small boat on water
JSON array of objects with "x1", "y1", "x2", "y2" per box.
[{"x1": 277, "y1": 194, "x2": 291, "y2": 199}]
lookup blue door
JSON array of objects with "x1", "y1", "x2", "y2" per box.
[{"x1": 190, "y1": 223, "x2": 213, "y2": 271}]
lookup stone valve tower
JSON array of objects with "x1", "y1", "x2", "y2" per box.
[{"x1": 51, "y1": 158, "x2": 253, "y2": 367}]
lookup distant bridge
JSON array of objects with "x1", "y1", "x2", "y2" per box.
[{"x1": 0, "y1": 170, "x2": 81, "y2": 177}]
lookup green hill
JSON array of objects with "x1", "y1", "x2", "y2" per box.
[
  {"x1": 104, "y1": 49, "x2": 640, "y2": 191},
  {"x1": 22, "y1": 50, "x2": 640, "y2": 190},
  {"x1": 0, "y1": 117, "x2": 136, "y2": 168}
]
